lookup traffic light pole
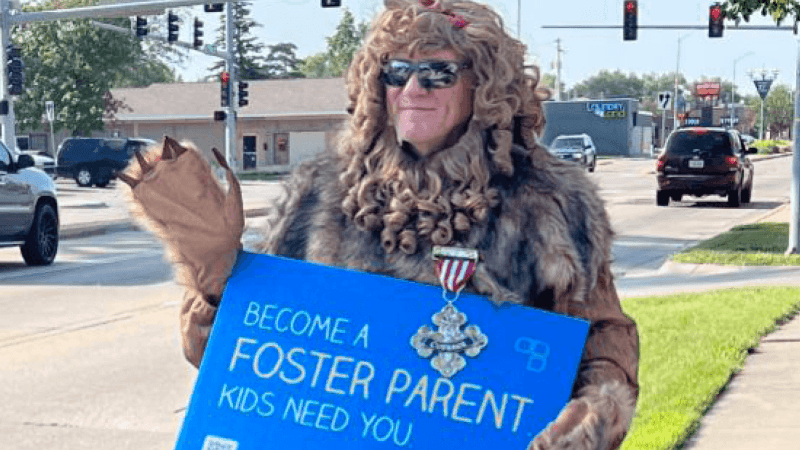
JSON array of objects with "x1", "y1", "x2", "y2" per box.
[
  {"x1": 0, "y1": 0, "x2": 15, "y2": 150},
  {"x1": 225, "y1": 1, "x2": 235, "y2": 170},
  {"x1": 787, "y1": 41, "x2": 800, "y2": 254}
]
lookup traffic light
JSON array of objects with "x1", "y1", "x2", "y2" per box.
[
  {"x1": 221, "y1": 71, "x2": 231, "y2": 107},
  {"x1": 321, "y1": 0, "x2": 341, "y2": 7},
  {"x1": 709, "y1": 3, "x2": 724, "y2": 38},
  {"x1": 238, "y1": 81, "x2": 249, "y2": 107},
  {"x1": 623, "y1": 0, "x2": 637, "y2": 41},
  {"x1": 6, "y1": 46, "x2": 24, "y2": 96},
  {"x1": 214, "y1": 110, "x2": 226, "y2": 121},
  {"x1": 135, "y1": 16, "x2": 148, "y2": 38},
  {"x1": 167, "y1": 11, "x2": 179, "y2": 42},
  {"x1": 204, "y1": 3, "x2": 224, "y2": 13},
  {"x1": 193, "y1": 17, "x2": 203, "y2": 49}
]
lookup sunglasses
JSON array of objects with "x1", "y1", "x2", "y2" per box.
[{"x1": 380, "y1": 59, "x2": 471, "y2": 90}]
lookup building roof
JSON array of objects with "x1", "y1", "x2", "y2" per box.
[{"x1": 108, "y1": 77, "x2": 349, "y2": 122}]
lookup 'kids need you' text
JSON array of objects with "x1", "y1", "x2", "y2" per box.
[{"x1": 215, "y1": 302, "x2": 535, "y2": 447}]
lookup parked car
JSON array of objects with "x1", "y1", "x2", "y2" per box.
[
  {"x1": 55, "y1": 137, "x2": 157, "y2": 187},
  {"x1": 19, "y1": 149, "x2": 56, "y2": 178},
  {"x1": 0, "y1": 142, "x2": 59, "y2": 265},
  {"x1": 549, "y1": 133, "x2": 597, "y2": 172},
  {"x1": 656, "y1": 127, "x2": 756, "y2": 207}
]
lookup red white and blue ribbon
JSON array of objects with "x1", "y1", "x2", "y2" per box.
[{"x1": 432, "y1": 246, "x2": 478, "y2": 293}]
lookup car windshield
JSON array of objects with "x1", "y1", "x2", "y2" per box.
[
  {"x1": 552, "y1": 138, "x2": 583, "y2": 149},
  {"x1": 666, "y1": 131, "x2": 732, "y2": 155}
]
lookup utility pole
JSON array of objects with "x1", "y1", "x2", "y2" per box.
[{"x1": 554, "y1": 38, "x2": 563, "y2": 101}]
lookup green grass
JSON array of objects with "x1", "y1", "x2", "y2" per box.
[
  {"x1": 672, "y1": 223, "x2": 800, "y2": 266},
  {"x1": 753, "y1": 139, "x2": 791, "y2": 155},
  {"x1": 235, "y1": 172, "x2": 286, "y2": 181},
  {"x1": 620, "y1": 287, "x2": 800, "y2": 450}
]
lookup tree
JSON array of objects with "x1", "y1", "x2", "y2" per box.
[
  {"x1": 207, "y1": 2, "x2": 269, "y2": 80},
  {"x1": 13, "y1": 0, "x2": 143, "y2": 136},
  {"x1": 263, "y1": 43, "x2": 304, "y2": 79},
  {"x1": 765, "y1": 84, "x2": 793, "y2": 138},
  {"x1": 114, "y1": 58, "x2": 179, "y2": 88},
  {"x1": 722, "y1": 0, "x2": 800, "y2": 24},
  {"x1": 299, "y1": 8, "x2": 369, "y2": 78},
  {"x1": 540, "y1": 73, "x2": 567, "y2": 99},
  {"x1": 570, "y1": 70, "x2": 644, "y2": 100}
]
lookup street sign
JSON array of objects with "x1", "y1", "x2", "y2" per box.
[
  {"x1": 45, "y1": 100, "x2": 54, "y2": 122},
  {"x1": 754, "y1": 79, "x2": 773, "y2": 100},
  {"x1": 658, "y1": 91, "x2": 672, "y2": 110}
]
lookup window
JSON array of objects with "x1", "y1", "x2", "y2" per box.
[
  {"x1": 0, "y1": 146, "x2": 10, "y2": 171},
  {"x1": 552, "y1": 138, "x2": 584, "y2": 149},
  {"x1": 666, "y1": 131, "x2": 732, "y2": 156}
]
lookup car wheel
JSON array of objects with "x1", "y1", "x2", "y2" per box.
[
  {"x1": 741, "y1": 184, "x2": 752, "y2": 204},
  {"x1": 656, "y1": 190, "x2": 670, "y2": 207},
  {"x1": 671, "y1": 193, "x2": 683, "y2": 202},
  {"x1": 727, "y1": 186, "x2": 742, "y2": 207},
  {"x1": 20, "y1": 203, "x2": 59, "y2": 266},
  {"x1": 75, "y1": 166, "x2": 93, "y2": 187},
  {"x1": 588, "y1": 156, "x2": 596, "y2": 173}
]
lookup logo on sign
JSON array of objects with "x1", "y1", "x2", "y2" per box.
[
  {"x1": 754, "y1": 80, "x2": 773, "y2": 100},
  {"x1": 696, "y1": 82, "x2": 720, "y2": 98},
  {"x1": 586, "y1": 102, "x2": 625, "y2": 118}
]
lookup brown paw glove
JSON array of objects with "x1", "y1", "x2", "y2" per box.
[
  {"x1": 119, "y1": 136, "x2": 245, "y2": 299},
  {"x1": 528, "y1": 381, "x2": 637, "y2": 450}
]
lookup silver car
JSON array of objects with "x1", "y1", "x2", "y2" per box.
[
  {"x1": 0, "y1": 141, "x2": 59, "y2": 265},
  {"x1": 549, "y1": 133, "x2": 598, "y2": 172}
]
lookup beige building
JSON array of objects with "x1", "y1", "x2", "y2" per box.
[{"x1": 37, "y1": 77, "x2": 350, "y2": 172}]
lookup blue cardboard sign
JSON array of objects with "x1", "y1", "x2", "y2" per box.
[{"x1": 175, "y1": 252, "x2": 590, "y2": 450}]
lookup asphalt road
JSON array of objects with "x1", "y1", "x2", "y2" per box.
[{"x1": 0, "y1": 155, "x2": 796, "y2": 449}]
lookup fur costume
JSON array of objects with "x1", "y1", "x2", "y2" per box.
[
  {"x1": 122, "y1": 135, "x2": 638, "y2": 450},
  {"x1": 121, "y1": 2, "x2": 639, "y2": 448}
]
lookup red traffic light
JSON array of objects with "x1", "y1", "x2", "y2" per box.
[
  {"x1": 221, "y1": 71, "x2": 230, "y2": 83},
  {"x1": 625, "y1": 0, "x2": 636, "y2": 14},
  {"x1": 710, "y1": 5, "x2": 722, "y2": 20}
]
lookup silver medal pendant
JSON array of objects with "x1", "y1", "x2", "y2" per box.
[
  {"x1": 411, "y1": 246, "x2": 488, "y2": 378},
  {"x1": 411, "y1": 301, "x2": 488, "y2": 378}
]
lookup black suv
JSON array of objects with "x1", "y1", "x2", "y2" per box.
[
  {"x1": 56, "y1": 137, "x2": 156, "y2": 187},
  {"x1": 656, "y1": 127, "x2": 756, "y2": 207}
]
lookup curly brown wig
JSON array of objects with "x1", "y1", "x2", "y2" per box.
[{"x1": 337, "y1": 0, "x2": 550, "y2": 256}]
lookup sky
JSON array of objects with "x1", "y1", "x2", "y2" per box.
[{"x1": 168, "y1": 0, "x2": 800, "y2": 100}]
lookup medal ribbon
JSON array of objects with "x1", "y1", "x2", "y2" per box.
[{"x1": 433, "y1": 246, "x2": 478, "y2": 293}]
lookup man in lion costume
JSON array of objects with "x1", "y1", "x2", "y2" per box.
[{"x1": 120, "y1": 1, "x2": 639, "y2": 449}]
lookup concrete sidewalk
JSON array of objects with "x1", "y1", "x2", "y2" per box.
[{"x1": 680, "y1": 201, "x2": 800, "y2": 450}]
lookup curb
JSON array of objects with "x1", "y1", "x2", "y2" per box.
[{"x1": 59, "y1": 207, "x2": 272, "y2": 241}]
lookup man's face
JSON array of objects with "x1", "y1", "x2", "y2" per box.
[{"x1": 385, "y1": 49, "x2": 474, "y2": 157}]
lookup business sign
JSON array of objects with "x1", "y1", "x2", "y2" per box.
[
  {"x1": 695, "y1": 82, "x2": 721, "y2": 98},
  {"x1": 684, "y1": 117, "x2": 701, "y2": 126},
  {"x1": 175, "y1": 252, "x2": 590, "y2": 450},
  {"x1": 720, "y1": 116, "x2": 740, "y2": 126},
  {"x1": 586, "y1": 102, "x2": 627, "y2": 119}
]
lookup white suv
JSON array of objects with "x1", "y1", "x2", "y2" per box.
[
  {"x1": 549, "y1": 133, "x2": 598, "y2": 172},
  {"x1": 0, "y1": 142, "x2": 59, "y2": 265}
]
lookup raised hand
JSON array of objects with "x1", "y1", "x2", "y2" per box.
[{"x1": 119, "y1": 136, "x2": 245, "y2": 299}]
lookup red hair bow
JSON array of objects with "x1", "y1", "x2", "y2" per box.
[{"x1": 419, "y1": 0, "x2": 469, "y2": 29}]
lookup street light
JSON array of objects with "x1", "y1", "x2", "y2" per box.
[
  {"x1": 674, "y1": 34, "x2": 690, "y2": 133},
  {"x1": 748, "y1": 68, "x2": 780, "y2": 140},
  {"x1": 730, "y1": 52, "x2": 754, "y2": 130}
]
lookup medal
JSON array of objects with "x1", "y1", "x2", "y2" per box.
[{"x1": 410, "y1": 246, "x2": 489, "y2": 378}]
